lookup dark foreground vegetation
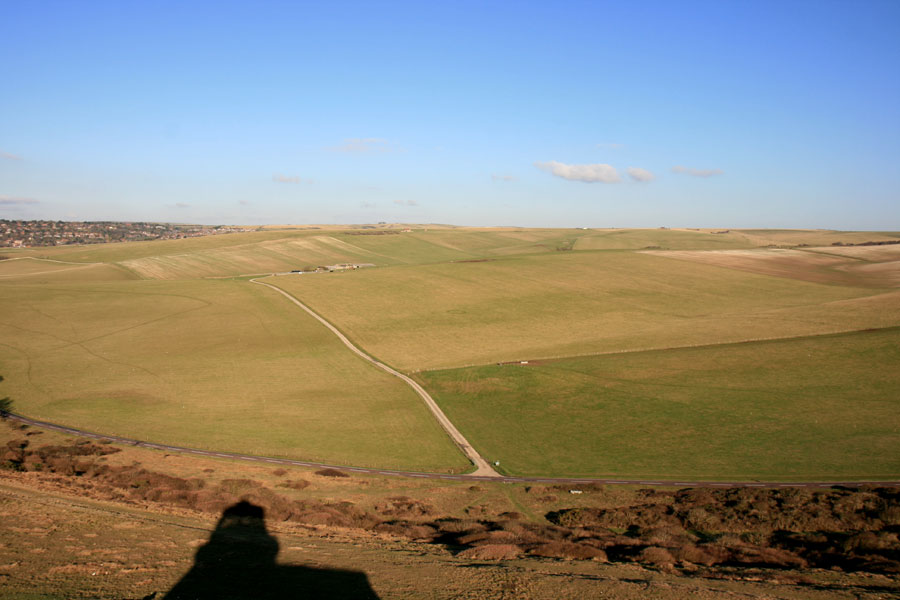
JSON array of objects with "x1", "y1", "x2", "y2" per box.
[{"x1": 3, "y1": 430, "x2": 898, "y2": 580}]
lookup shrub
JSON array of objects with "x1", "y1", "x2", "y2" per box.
[
  {"x1": 276, "y1": 479, "x2": 310, "y2": 490},
  {"x1": 457, "y1": 544, "x2": 522, "y2": 560},
  {"x1": 315, "y1": 468, "x2": 349, "y2": 478},
  {"x1": 530, "y1": 541, "x2": 607, "y2": 561},
  {"x1": 639, "y1": 546, "x2": 676, "y2": 567}
]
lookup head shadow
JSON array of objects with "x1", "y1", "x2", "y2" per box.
[{"x1": 165, "y1": 500, "x2": 380, "y2": 600}]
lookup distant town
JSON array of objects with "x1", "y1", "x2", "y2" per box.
[{"x1": 0, "y1": 220, "x2": 255, "y2": 248}]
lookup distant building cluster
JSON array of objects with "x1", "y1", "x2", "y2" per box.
[
  {"x1": 0, "y1": 220, "x2": 254, "y2": 248},
  {"x1": 290, "y1": 263, "x2": 375, "y2": 274}
]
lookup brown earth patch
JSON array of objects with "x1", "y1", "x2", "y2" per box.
[
  {"x1": 457, "y1": 543, "x2": 522, "y2": 560},
  {"x1": 3, "y1": 425, "x2": 900, "y2": 579}
]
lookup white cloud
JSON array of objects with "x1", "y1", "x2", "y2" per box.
[
  {"x1": 331, "y1": 138, "x2": 391, "y2": 153},
  {"x1": 273, "y1": 173, "x2": 304, "y2": 184},
  {"x1": 534, "y1": 160, "x2": 620, "y2": 183},
  {"x1": 171, "y1": 202, "x2": 190, "y2": 209},
  {"x1": 0, "y1": 195, "x2": 38, "y2": 205},
  {"x1": 671, "y1": 165, "x2": 723, "y2": 178},
  {"x1": 393, "y1": 199, "x2": 418, "y2": 207},
  {"x1": 491, "y1": 174, "x2": 516, "y2": 182},
  {"x1": 0, "y1": 151, "x2": 22, "y2": 161},
  {"x1": 627, "y1": 167, "x2": 655, "y2": 182}
]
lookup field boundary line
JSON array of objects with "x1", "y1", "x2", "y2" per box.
[
  {"x1": 2, "y1": 412, "x2": 898, "y2": 488},
  {"x1": 250, "y1": 277, "x2": 501, "y2": 478}
]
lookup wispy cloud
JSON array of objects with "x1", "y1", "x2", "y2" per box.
[
  {"x1": 671, "y1": 165, "x2": 723, "y2": 178},
  {"x1": 393, "y1": 199, "x2": 418, "y2": 207},
  {"x1": 272, "y1": 173, "x2": 305, "y2": 184},
  {"x1": 534, "y1": 160, "x2": 620, "y2": 183},
  {"x1": 360, "y1": 201, "x2": 377, "y2": 208},
  {"x1": 491, "y1": 174, "x2": 517, "y2": 182},
  {"x1": 0, "y1": 195, "x2": 38, "y2": 205},
  {"x1": 239, "y1": 200, "x2": 250, "y2": 206},
  {"x1": 627, "y1": 167, "x2": 655, "y2": 182},
  {"x1": 0, "y1": 151, "x2": 22, "y2": 161},
  {"x1": 597, "y1": 142, "x2": 623, "y2": 150},
  {"x1": 168, "y1": 202, "x2": 190, "y2": 209},
  {"x1": 330, "y1": 138, "x2": 391, "y2": 153}
]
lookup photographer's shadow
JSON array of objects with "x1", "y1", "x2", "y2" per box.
[{"x1": 165, "y1": 501, "x2": 380, "y2": 599}]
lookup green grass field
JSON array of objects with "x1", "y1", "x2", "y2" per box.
[
  {"x1": 418, "y1": 328, "x2": 900, "y2": 479},
  {"x1": 1, "y1": 226, "x2": 898, "y2": 479}
]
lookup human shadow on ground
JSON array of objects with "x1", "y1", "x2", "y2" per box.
[{"x1": 164, "y1": 501, "x2": 380, "y2": 599}]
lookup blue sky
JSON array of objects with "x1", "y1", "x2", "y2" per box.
[{"x1": 2, "y1": 0, "x2": 898, "y2": 228}]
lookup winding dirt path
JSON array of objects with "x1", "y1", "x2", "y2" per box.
[{"x1": 250, "y1": 277, "x2": 501, "y2": 477}]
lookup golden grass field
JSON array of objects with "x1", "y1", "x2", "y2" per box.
[
  {"x1": 270, "y1": 248, "x2": 899, "y2": 371},
  {"x1": 1, "y1": 226, "x2": 898, "y2": 478},
  {"x1": 0, "y1": 271, "x2": 467, "y2": 471}
]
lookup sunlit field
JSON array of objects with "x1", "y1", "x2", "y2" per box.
[
  {"x1": 270, "y1": 248, "x2": 898, "y2": 371},
  {"x1": 0, "y1": 269, "x2": 467, "y2": 471},
  {"x1": 419, "y1": 328, "x2": 900, "y2": 479},
  {"x1": 2, "y1": 226, "x2": 898, "y2": 479}
]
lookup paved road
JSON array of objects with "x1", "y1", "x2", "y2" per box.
[
  {"x1": 251, "y1": 277, "x2": 500, "y2": 477},
  {"x1": 4, "y1": 412, "x2": 898, "y2": 488}
]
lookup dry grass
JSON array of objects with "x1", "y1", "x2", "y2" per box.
[
  {"x1": 0, "y1": 278, "x2": 467, "y2": 471},
  {"x1": 272, "y1": 249, "x2": 895, "y2": 371},
  {"x1": 1, "y1": 422, "x2": 899, "y2": 599},
  {"x1": 4, "y1": 227, "x2": 899, "y2": 482}
]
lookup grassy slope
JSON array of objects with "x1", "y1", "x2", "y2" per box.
[
  {"x1": 3, "y1": 227, "x2": 753, "y2": 279},
  {"x1": 419, "y1": 328, "x2": 900, "y2": 479},
  {"x1": 0, "y1": 276, "x2": 468, "y2": 471},
  {"x1": 271, "y1": 250, "x2": 895, "y2": 371},
  {"x1": 2, "y1": 226, "x2": 898, "y2": 479}
]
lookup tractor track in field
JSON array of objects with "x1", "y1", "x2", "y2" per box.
[{"x1": 4, "y1": 412, "x2": 899, "y2": 488}]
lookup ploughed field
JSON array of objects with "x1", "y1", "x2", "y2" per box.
[{"x1": 1, "y1": 226, "x2": 898, "y2": 478}]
